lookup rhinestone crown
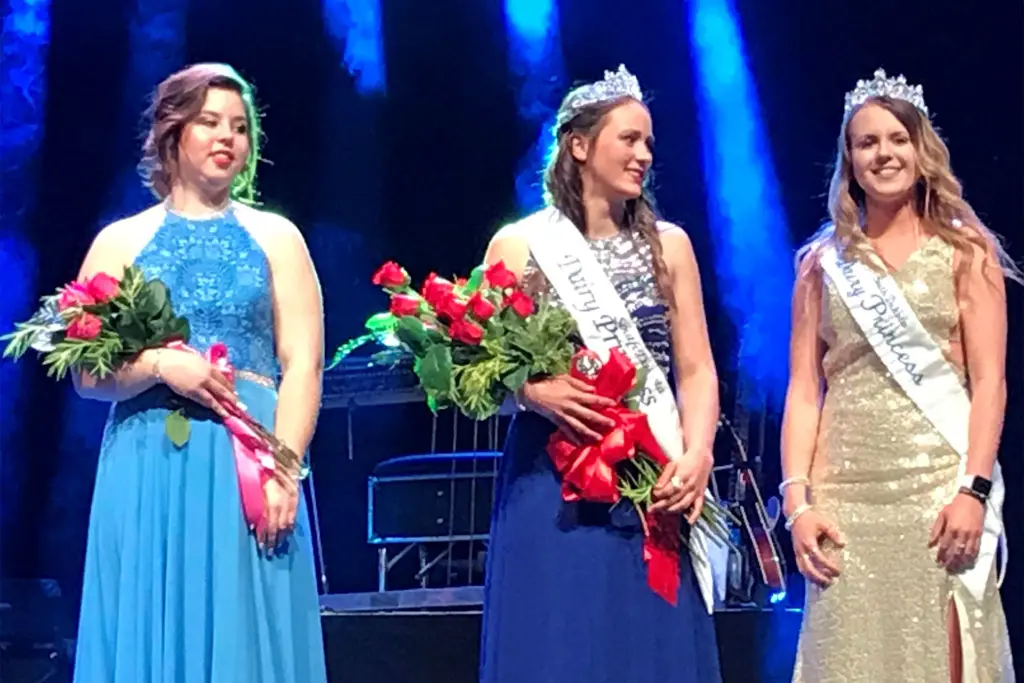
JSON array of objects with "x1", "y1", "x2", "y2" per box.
[
  {"x1": 844, "y1": 68, "x2": 928, "y2": 116},
  {"x1": 556, "y1": 64, "x2": 644, "y2": 128}
]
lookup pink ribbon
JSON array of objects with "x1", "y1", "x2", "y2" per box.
[{"x1": 166, "y1": 341, "x2": 272, "y2": 536}]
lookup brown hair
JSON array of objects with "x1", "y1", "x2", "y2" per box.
[
  {"x1": 803, "y1": 96, "x2": 1021, "y2": 284},
  {"x1": 138, "y1": 63, "x2": 262, "y2": 204},
  {"x1": 543, "y1": 94, "x2": 674, "y2": 307}
]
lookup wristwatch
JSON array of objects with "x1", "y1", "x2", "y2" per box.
[{"x1": 957, "y1": 474, "x2": 992, "y2": 503}]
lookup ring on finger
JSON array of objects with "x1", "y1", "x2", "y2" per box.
[{"x1": 670, "y1": 475, "x2": 682, "y2": 490}]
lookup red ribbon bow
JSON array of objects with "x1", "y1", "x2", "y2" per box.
[{"x1": 546, "y1": 348, "x2": 681, "y2": 605}]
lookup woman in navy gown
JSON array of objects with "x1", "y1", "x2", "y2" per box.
[
  {"x1": 70, "y1": 63, "x2": 327, "y2": 683},
  {"x1": 479, "y1": 66, "x2": 723, "y2": 682}
]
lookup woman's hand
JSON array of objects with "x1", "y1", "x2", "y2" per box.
[
  {"x1": 929, "y1": 493, "x2": 985, "y2": 573},
  {"x1": 157, "y1": 350, "x2": 237, "y2": 418},
  {"x1": 520, "y1": 375, "x2": 617, "y2": 444},
  {"x1": 260, "y1": 475, "x2": 300, "y2": 552},
  {"x1": 650, "y1": 450, "x2": 712, "y2": 524},
  {"x1": 790, "y1": 509, "x2": 844, "y2": 587}
]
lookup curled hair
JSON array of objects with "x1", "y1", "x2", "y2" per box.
[
  {"x1": 543, "y1": 93, "x2": 674, "y2": 308},
  {"x1": 138, "y1": 63, "x2": 262, "y2": 204},
  {"x1": 803, "y1": 96, "x2": 1022, "y2": 285}
]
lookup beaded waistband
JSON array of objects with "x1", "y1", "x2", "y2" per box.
[{"x1": 236, "y1": 370, "x2": 276, "y2": 389}]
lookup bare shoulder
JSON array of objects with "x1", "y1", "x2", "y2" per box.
[
  {"x1": 655, "y1": 221, "x2": 693, "y2": 249},
  {"x1": 484, "y1": 218, "x2": 531, "y2": 274},
  {"x1": 233, "y1": 204, "x2": 310, "y2": 261},
  {"x1": 654, "y1": 221, "x2": 697, "y2": 273},
  {"x1": 81, "y1": 205, "x2": 165, "y2": 275},
  {"x1": 489, "y1": 219, "x2": 530, "y2": 248}
]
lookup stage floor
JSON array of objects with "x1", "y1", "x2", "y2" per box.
[{"x1": 320, "y1": 589, "x2": 801, "y2": 683}]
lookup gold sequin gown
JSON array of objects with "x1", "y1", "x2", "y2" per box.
[{"x1": 793, "y1": 238, "x2": 1015, "y2": 682}]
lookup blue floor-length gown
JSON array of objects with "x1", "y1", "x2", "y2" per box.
[
  {"x1": 479, "y1": 229, "x2": 722, "y2": 683},
  {"x1": 73, "y1": 205, "x2": 327, "y2": 683}
]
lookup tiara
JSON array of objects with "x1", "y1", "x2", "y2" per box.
[
  {"x1": 556, "y1": 64, "x2": 644, "y2": 128},
  {"x1": 844, "y1": 68, "x2": 928, "y2": 116}
]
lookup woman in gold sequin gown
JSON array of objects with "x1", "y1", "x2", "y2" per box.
[{"x1": 781, "y1": 70, "x2": 1018, "y2": 682}]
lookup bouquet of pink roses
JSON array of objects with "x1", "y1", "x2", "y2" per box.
[
  {"x1": 3, "y1": 265, "x2": 309, "y2": 536},
  {"x1": 2, "y1": 266, "x2": 189, "y2": 380}
]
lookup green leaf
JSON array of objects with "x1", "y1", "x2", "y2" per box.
[
  {"x1": 501, "y1": 364, "x2": 530, "y2": 392},
  {"x1": 394, "y1": 316, "x2": 429, "y2": 355},
  {"x1": 417, "y1": 344, "x2": 452, "y2": 393},
  {"x1": 326, "y1": 333, "x2": 375, "y2": 370},
  {"x1": 426, "y1": 392, "x2": 452, "y2": 413},
  {"x1": 146, "y1": 280, "x2": 169, "y2": 313},
  {"x1": 114, "y1": 312, "x2": 148, "y2": 350},
  {"x1": 464, "y1": 265, "x2": 485, "y2": 294},
  {"x1": 165, "y1": 410, "x2": 190, "y2": 448},
  {"x1": 365, "y1": 312, "x2": 397, "y2": 334}
]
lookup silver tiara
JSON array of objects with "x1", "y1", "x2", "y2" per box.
[
  {"x1": 844, "y1": 68, "x2": 928, "y2": 116},
  {"x1": 556, "y1": 64, "x2": 644, "y2": 128}
]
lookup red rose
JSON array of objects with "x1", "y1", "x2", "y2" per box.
[
  {"x1": 467, "y1": 293, "x2": 496, "y2": 322},
  {"x1": 85, "y1": 272, "x2": 120, "y2": 303},
  {"x1": 389, "y1": 294, "x2": 421, "y2": 317},
  {"x1": 505, "y1": 290, "x2": 534, "y2": 317},
  {"x1": 450, "y1": 319, "x2": 484, "y2": 345},
  {"x1": 436, "y1": 292, "x2": 468, "y2": 322},
  {"x1": 66, "y1": 313, "x2": 102, "y2": 340},
  {"x1": 372, "y1": 261, "x2": 410, "y2": 289},
  {"x1": 57, "y1": 282, "x2": 96, "y2": 311},
  {"x1": 421, "y1": 273, "x2": 455, "y2": 308},
  {"x1": 484, "y1": 261, "x2": 517, "y2": 289}
]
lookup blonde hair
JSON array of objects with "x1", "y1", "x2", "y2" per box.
[{"x1": 801, "y1": 96, "x2": 1022, "y2": 285}]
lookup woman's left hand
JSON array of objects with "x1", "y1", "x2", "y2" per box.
[
  {"x1": 260, "y1": 475, "x2": 299, "y2": 553},
  {"x1": 929, "y1": 493, "x2": 985, "y2": 572},
  {"x1": 650, "y1": 450, "x2": 713, "y2": 524}
]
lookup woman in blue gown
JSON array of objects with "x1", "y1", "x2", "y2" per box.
[
  {"x1": 479, "y1": 67, "x2": 723, "y2": 682},
  {"x1": 70, "y1": 63, "x2": 327, "y2": 683}
]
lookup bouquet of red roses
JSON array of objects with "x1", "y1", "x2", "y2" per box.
[
  {"x1": 331, "y1": 260, "x2": 578, "y2": 420},
  {"x1": 336, "y1": 260, "x2": 734, "y2": 602}
]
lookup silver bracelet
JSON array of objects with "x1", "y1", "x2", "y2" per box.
[
  {"x1": 784, "y1": 503, "x2": 813, "y2": 532},
  {"x1": 779, "y1": 476, "x2": 811, "y2": 495}
]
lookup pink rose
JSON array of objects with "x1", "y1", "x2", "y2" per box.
[
  {"x1": 66, "y1": 313, "x2": 102, "y2": 340},
  {"x1": 85, "y1": 272, "x2": 120, "y2": 303},
  {"x1": 57, "y1": 282, "x2": 96, "y2": 311}
]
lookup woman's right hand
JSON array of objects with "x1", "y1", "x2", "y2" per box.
[
  {"x1": 156, "y1": 350, "x2": 238, "y2": 418},
  {"x1": 790, "y1": 508, "x2": 845, "y2": 587},
  {"x1": 520, "y1": 375, "x2": 618, "y2": 444}
]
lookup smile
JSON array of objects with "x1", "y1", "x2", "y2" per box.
[{"x1": 873, "y1": 167, "x2": 902, "y2": 179}]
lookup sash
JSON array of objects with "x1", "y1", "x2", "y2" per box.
[
  {"x1": 820, "y1": 242, "x2": 1006, "y2": 601},
  {"x1": 520, "y1": 206, "x2": 725, "y2": 613}
]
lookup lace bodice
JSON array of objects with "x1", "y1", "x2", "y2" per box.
[{"x1": 132, "y1": 206, "x2": 278, "y2": 378}]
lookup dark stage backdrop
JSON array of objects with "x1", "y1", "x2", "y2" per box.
[{"x1": 1, "y1": 0, "x2": 1020, "y2": 663}]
